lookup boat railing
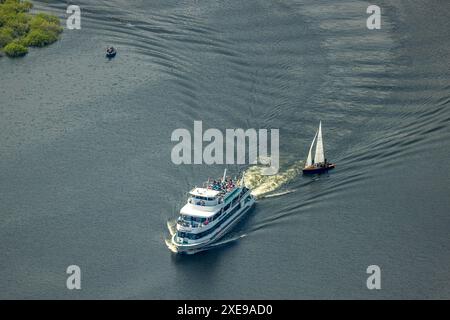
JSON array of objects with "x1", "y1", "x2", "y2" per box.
[
  {"x1": 188, "y1": 197, "x2": 219, "y2": 207},
  {"x1": 177, "y1": 218, "x2": 207, "y2": 229}
]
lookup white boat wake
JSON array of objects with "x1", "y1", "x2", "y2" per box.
[{"x1": 243, "y1": 160, "x2": 303, "y2": 199}]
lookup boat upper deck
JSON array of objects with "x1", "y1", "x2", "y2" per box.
[
  {"x1": 190, "y1": 176, "x2": 238, "y2": 198},
  {"x1": 189, "y1": 188, "x2": 221, "y2": 198},
  {"x1": 179, "y1": 175, "x2": 244, "y2": 217},
  {"x1": 180, "y1": 186, "x2": 246, "y2": 218}
]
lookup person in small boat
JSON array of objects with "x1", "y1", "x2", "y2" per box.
[{"x1": 106, "y1": 47, "x2": 116, "y2": 56}]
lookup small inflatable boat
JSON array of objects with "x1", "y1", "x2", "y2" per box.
[{"x1": 106, "y1": 47, "x2": 116, "y2": 58}]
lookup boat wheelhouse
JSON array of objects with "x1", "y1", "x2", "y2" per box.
[{"x1": 170, "y1": 171, "x2": 255, "y2": 254}]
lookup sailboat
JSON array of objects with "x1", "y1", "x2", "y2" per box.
[{"x1": 302, "y1": 121, "x2": 335, "y2": 174}]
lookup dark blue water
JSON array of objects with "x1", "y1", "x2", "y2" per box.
[{"x1": 0, "y1": 0, "x2": 449, "y2": 299}]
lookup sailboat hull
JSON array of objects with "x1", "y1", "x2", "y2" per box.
[{"x1": 302, "y1": 164, "x2": 335, "y2": 174}]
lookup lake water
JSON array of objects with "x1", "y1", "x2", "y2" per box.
[{"x1": 0, "y1": 0, "x2": 449, "y2": 299}]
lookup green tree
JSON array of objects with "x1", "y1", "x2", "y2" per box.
[
  {"x1": 0, "y1": 26, "x2": 13, "y2": 47},
  {"x1": 23, "y1": 29, "x2": 58, "y2": 47},
  {"x1": 3, "y1": 41, "x2": 28, "y2": 57}
]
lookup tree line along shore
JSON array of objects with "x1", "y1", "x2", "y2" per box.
[{"x1": 0, "y1": 0, "x2": 62, "y2": 57}]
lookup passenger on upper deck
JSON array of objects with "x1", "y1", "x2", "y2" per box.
[
  {"x1": 207, "y1": 176, "x2": 236, "y2": 192},
  {"x1": 226, "y1": 177, "x2": 235, "y2": 192}
]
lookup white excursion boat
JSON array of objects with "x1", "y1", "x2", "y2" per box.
[{"x1": 170, "y1": 170, "x2": 255, "y2": 254}]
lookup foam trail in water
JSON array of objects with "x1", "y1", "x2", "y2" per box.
[
  {"x1": 165, "y1": 238, "x2": 178, "y2": 253},
  {"x1": 263, "y1": 189, "x2": 297, "y2": 198},
  {"x1": 165, "y1": 219, "x2": 179, "y2": 253},
  {"x1": 167, "y1": 219, "x2": 177, "y2": 236},
  {"x1": 244, "y1": 161, "x2": 303, "y2": 198}
]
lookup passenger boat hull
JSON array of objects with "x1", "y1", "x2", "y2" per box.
[
  {"x1": 171, "y1": 197, "x2": 255, "y2": 254},
  {"x1": 302, "y1": 164, "x2": 335, "y2": 174}
]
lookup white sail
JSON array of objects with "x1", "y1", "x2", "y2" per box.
[
  {"x1": 305, "y1": 130, "x2": 318, "y2": 167},
  {"x1": 314, "y1": 121, "x2": 325, "y2": 164}
]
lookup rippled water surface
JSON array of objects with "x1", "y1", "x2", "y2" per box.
[{"x1": 0, "y1": 0, "x2": 449, "y2": 298}]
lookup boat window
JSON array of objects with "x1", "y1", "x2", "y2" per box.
[
  {"x1": 229, "y1": 203, "x2": 240, "y2": 215},
  {"x1": 190, "y1": 201, "x2": 245, "y2": 240}
]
